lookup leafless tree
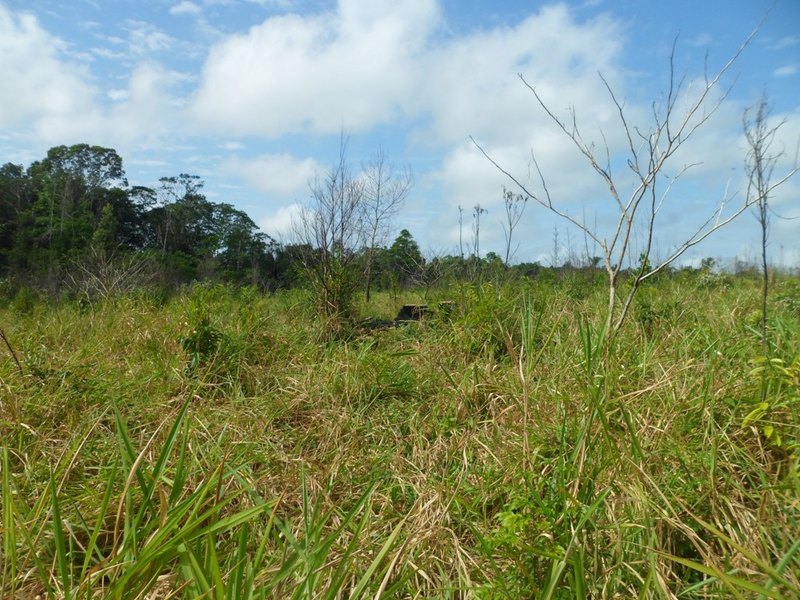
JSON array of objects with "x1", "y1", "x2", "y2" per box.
[
  {"x1": 550, "y1": 226, "x2": 560, "y2": 269},
  {"x1": 471, "y1": 203, "x2": 487, "y2": 282},
  {"x1": 362, "y1": 148, "x2": 412, "y2": 302},
  {"x1": 65, "y1": 248, "x2": 159, "y2": 305},
  {"x1": 458, "y1": 205, "x2": 465, "y2": 261},
  {"x1": 474, "y1": 30, "x2": 775, "y2": 337},
  {"x1": 743, "y1": 96, "x2": 799, "y2": 351},
  {"x1": 293, "y1": 135, "x2": 366, "y2": 319},
  {"x1": 502, "y1": 186, "x2": 528, "y2": 266}
]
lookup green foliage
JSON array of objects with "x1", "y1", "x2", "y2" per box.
[
  {"x1": 91, "y1": 203, "x2": 118, "y2": 256},
  {"x1": 180, "y1": 314, "x2": 225, "y2": 372},
  {"x1": 775, "y1": 279, "x2": 800, "y2": 315},
  {"x1": 2, "y1": 277, "x2": 800, "y2": 598},
  {"x1": 388, "y1": 228, "x2": 423, "y2": 284},
  {"x1": 1, "y1": 147, "x2": 278, "y2": 292},
  {"x1": 452, "y1": 282, "x2": 527, "y2": 359},
  {"x1": 745, "y1": 354, "x2": 800, "y2": 453},
  {"x1": 635, "y1": 293, "x2": 683, "y2": 337},
  {"x1": 12, "y1": 285, "x2": 37, "y2": 314}
]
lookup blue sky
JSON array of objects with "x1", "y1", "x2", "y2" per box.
[{"x1": 1, "y1": 0, "x2": 798, "y2": 267}]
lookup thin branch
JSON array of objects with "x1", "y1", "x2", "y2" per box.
[
  {"x1": 470, "y1": 136, "x2": 605, "y2": 247},
  {"x1": 0, "y1": 328, "x2": 23, "y2": 376}
]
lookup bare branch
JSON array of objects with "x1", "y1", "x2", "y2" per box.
[
  {"x1": 469, "y1": 136, "x2": 604, "y2": 248},
  {"x1": 477, "y1": 19, "x2": 772, "y2": 337}
]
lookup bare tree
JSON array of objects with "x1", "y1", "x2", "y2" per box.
[
  {"x1": 362, "y1": 149, "x2": 412, "y2": 302},
  {"x1": 458, "y1": 205, "x2": 465, "y2": 261},
  {"x1": 474, "y1": 31, "x2": 774, "y2": 337},
  {"x1": 550, "y1": 226, "x2": 560, "y2": 269},
  {"x1": 471, "y1": 203, "x2": 487, "y2": 282},
  {"x1": 743, "y1": 96, "x2": 799, "y2": 352},
  {"x1": 293, "y1": 135, "x2": 366, "y2": 319},
  {"x1": 502, "y1": 186, "x2": 529, "y2": 266}
]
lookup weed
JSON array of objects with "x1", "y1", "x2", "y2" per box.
[{"x1": 1, "y1": 276, "x2": 799, "y2": 597}]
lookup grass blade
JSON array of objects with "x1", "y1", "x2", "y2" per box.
[{"x1": 50, "y1": 470, "x2": 72, "y2": 600}]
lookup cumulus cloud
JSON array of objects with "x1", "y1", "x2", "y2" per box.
[
  {"x1": 102, "y1": 63, "x2": 188, "y2": 145},
  {"x1": 257, "y1": 202, "x2": 304, "y2": 239},
  {"x1": 189, "y1": 0, "x2": 631, "y2": 245},
  {"x1": 0, "y1": 6, "x2": 97, "y2": 132},
  {"x1": 0, "y1": 4, "x2": 189, "y2": 151},
  {"x1": 223, "y1": 153, "x2": 320, "y2": 197},
  {"x1": 190, "y1": 0, "x2": 442, "y2": 136},
  {"x1": 424, "y1": 4, "x2": 629, "y2": 217}
]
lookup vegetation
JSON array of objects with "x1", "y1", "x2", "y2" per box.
[
  {"x1": 1, "y1": 101, "x2": 797, "y2": 595},
  {"x1": 1, "y1": 269, "x2": 798, "y2": 598},
  {"x1": 0, "y1": 146, "x2": 276, "y2": 293}
]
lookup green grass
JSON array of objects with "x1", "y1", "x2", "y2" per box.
[{"x1": 0, "y1": 275, "x2": 798, "y2": 598}]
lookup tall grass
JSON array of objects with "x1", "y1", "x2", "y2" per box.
[{"x1": 1, "y1": 277, "x2": 798, "y2": 597}]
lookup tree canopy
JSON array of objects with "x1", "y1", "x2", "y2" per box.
[{"x1": 0, "y1": 145, "x2": 277, "y2": 291}]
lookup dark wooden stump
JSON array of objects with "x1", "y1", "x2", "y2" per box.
[{"x1": 395, "y1": 304, "x2": 429, "y2": 321}]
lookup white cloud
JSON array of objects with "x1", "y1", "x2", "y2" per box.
[
  {"x1": 774, "y1": 65, "x2": 798, "y2": 77},
  {"x1": 257, "y1": 202, "x2": 304, "y2": 239},
  {"x1": 243, "y1": 0, "x2": 296, "y2": 7},
  {"x1": 107, "y1": 88, "x2": 129, "y2": 101},
  {"x1": 418, "y1": 4, "x2": 625, "y2": 148},
  {"x1": 420, "y1": 2, "x2": 631, "y2": 249},
  {"x1": 170, "y1": 2, "x2": 202, "y2": 16},
  {"x1": 103, "y1": 63, "x2": 187, "y2": 142},
  {"x1": 0, "y1": 6, "x2": 96, "y2": 131},
  {"x1": 771, "y1": 35, "x2": 799, "y2": 50},
  {"x1": 124, "y1": 20, "x2": 175, "y2": 56},
  {"x1": 223, "y1": 153, "x2": 320, "y2": 197},
  {"x1": 0, "y1": 4, "x2": 190, "y2": 151},
  {"x1": 190, "y1": 0, "x2": 442, "y2": 136},
  {"x1": 189, "y1": 0, "x2": 630, "y2": 249}
]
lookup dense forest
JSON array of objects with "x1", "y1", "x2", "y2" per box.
[
  {"x1": 0, "y1": 144, "x2": 277, "y2": 290},
  {"x1": 0, "y1": 144, "x2": 604, "y2": 307},
  {"x1": 0, "y1": 144, "x2": 468, "y2": 298}
]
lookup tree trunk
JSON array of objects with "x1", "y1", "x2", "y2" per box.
[
  {"x1": 760, "y1": 204, "x2": 768, "y2": 353},
  {"x1": 605, "y1": 271, "x2": 617, "y2": 337}
]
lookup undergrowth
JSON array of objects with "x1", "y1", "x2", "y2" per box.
[{"x1": 0, "y1": 277, "x2": 798, "y2": 598}]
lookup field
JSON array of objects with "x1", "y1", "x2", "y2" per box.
[{"x1": 1, "y1": 273, "x2": 799, "y2": 598}]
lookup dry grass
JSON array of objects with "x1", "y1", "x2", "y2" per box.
[{"x1": 1, "y1": 275, "x2": 798, "y2": 598}]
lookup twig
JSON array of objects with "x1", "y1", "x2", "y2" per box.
[{"x1": 0, "y1": 328, "x2": 23, "y2": 376}]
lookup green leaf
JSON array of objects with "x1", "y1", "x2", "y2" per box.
[{"x1": 743, "y1": 402, "x2": 770, "y2": 426}]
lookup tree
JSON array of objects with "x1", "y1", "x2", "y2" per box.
[
  {"x1": 213, "y1": 203, "x2": 275, "y2": 286},
  {"x1": 91, "y1": 203, "x2": 118, "y2": 258},
  {"x1": 474, "y1": 32, "x2": 770, "y2": 338},
  {"x1": 501, "y1": 186, "x2": 528, "y2": 266},
  {"x1": 361, "y1": 149, "x2": 412, "y2": 302},
  {"x1": 0, "y1": 163, "x2": 34, "y2": 276},
  {"x1": 389, "y1": 228, "x2": 423, "y2": 288},
  {"x1": 743, "y1": 96, "x2": 799, "y2": 352},
  {"x1": 20, "y1": 145, "x2": 130, "y2": 288},
  {"x1": 470, "y1": 203, "x2": 487, "y2": 282},
  {"x1": 293, "y1": 135, "x2": 366, "y2": 319}
]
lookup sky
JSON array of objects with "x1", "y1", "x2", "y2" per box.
[{"x1": 1, "y1": 0, "x2": 799, "y2": 267}]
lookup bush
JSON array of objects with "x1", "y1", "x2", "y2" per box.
[{"x1": 12, "y1": 286, "x2": 37, "y2": 314}]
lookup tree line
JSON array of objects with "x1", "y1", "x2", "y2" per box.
[{"x1": 0, "y1": 144, "x2": 434, "y2": 301}]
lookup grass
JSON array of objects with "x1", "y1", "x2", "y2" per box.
[{"x1": 0, "y1": 274, "x2": 798, "y2": 598}]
